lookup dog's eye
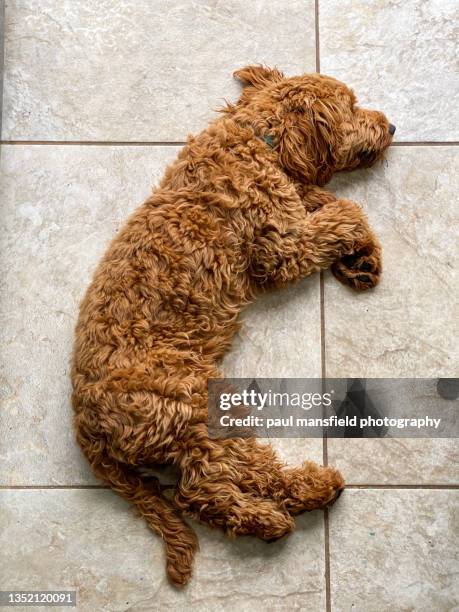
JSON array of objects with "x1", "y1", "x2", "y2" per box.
[
  {"x1": 359, "y1": 150, "x2": 372, "y2": 161},
  {"x1": 358, "y1": 150, "x2": 376, "y2": 165}
]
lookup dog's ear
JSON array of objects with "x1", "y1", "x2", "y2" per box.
[
  {"x1": 311, "y1": 99, "x2": 340, "y2": 185},
  {"x1": 279, "y1": 110, "x2": 318, "y2": 183},
  {"x1": 279, "y1": 100, "x2": 339, "y2": 186},
  {"x1": 233, "y1": 65, "x2": 284, "y2": 89}
]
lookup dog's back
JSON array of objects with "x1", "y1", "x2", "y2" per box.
[{"x1": 71, "y1": 116, "x2": 286, "y2": 584}]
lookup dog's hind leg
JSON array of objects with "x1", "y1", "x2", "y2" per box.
[
  {"x1": 269, "y1": 461, "x2": 345, "y2": 514},
  {"x1": 88, "y1": 450, "x2": 198, "y2": 586},
  {"x1": 173, "y1": 426, "x2": 295, "y2": 541},
  {"x1": 212, "y1": 438, "x2": 344, "y2": 514},
  {"x1": 73, "y1": 380, "x2": 200, "y2": 586}
]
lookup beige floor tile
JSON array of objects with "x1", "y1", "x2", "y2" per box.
[
  {"x1": 2, "y1": 0, "x2": 316, "y2": 141},
  {"x1": 319, "y1": 0, "x2": 459, "y2": 141},
  {"x1": 223, "y1": 276, "x2": 321, "y2": 379},
  {"x1": 325, "y1": 146, "x2": 458, "y2": 378},
  {"x1": 0, "y1": 489, "x2": 326, "y2": 611},
  {"x1": 328, "y1": 439, "x2": 459, "y2": 485},
  {"x1": 0, "y1": 145, "x2": 178, "y2": 485},
  {"x1": 270, "y1": 438, "x2": 324, "y2": 467},
  {"x1": 221, "y1": 276, "x2": 323, "y2": 465},
  {"x1": 329, "y1": 489, "x2": 459, "y2": 612}
]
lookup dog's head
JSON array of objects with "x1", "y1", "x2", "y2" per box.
[{"x1": 230, "y1": 65, "x2": 395, "y2": 186}]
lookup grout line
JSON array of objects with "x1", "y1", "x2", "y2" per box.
[
  {"x1": 0, "y1": 483, "x2": 459, "y2": 491},
  {"x1": 315, "y1": 0, "x2": 320, "y2": 73},
  {"x1": 316, "y1": 4, "x2": 330, "y2": 610},
  {"x1": 324, "y1": 508, "x2": 331, "y2": 612},
  {"x1": 1, "y1": 140, "x2": 459, "y2": 147},
  {"x1": 0, "y1": 0, "x2": 5, "y2": 141},
  {"x1": 0, "y1": 140, "x2": 187, "y2": 146},
  {"x1": 0, "y1": 485, "x2": 110, "y2": 490},
  {"x1": 391, "y1": 141, "x2": 459, "y2": 146},
  {"x1": 345, "y1": 484, "x2": 459, "y2": 490},
  {"x1": 320, "y1": 272, "x2": 328, "y2": 468},
  {"x1": 1, "y1": 483, "x2": 457, "y2": 490}
]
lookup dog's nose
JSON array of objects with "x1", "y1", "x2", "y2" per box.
[{"x1": 389, "y1": 123, "x2": 396, "y2": 135}]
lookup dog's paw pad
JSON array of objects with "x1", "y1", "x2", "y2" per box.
[
  {"x1": 332, "y1": 246, "x2": 381, "y2": 291},
  {"x1": 341, "y1": 253, "x2": 359, "y2": 267}
]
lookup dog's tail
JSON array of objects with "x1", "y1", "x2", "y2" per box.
[{"x1": 91, "y1": 452, "x2": 198, "y2": 586}]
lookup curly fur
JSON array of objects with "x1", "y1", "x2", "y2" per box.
[{"x1": 71, "y1": 67, "x2": 394, "y2": 585}]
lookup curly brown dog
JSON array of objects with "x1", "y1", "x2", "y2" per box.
[{"x1": 71, "y1": 66, "x2": 394, "y2": 585}]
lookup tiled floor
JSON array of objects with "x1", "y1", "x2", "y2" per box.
[{"x1": 1, "y1": 1, "x2": 458, "y2": 611}]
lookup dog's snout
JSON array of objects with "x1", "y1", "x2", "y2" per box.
[{"x1": 388, "y1": 123, "x2": 396, "y2": 135}]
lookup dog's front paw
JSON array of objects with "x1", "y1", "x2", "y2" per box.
[{"x1": 331, "y1": 244, "x2": 382, "y2": 291}]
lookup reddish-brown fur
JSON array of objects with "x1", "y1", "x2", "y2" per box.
[{"x1": 71, "y1": 67, "x2": 393, "y2": 585}]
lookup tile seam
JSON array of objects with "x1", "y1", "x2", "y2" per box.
[
  {"x1": 320, "y1": 272, "x2": 328, "y2": 468},
  {"x1": 346, "y1": 484, "x2": 459, "y2": 489},
  {"x1": 0, "y1": 485, "x2": 110, "y2": 490},
  {"x1": 1, "y1": 483, "x2": 457, "y2": 490},
  {"x1": 316, "y1": 5, "x2": 331, "y2": 612},
  {"x1": 0, "y1": 140, "x2": 187, "y2": 146},
  {"x1": 324, "y1": 509, "x2": 331, "y2": 612},
  {"x1": 1, "y1": 141, "x2": 458, "y2": 147},
  {"x1": 391, "y1": 141, "x2": 459, "y2": 146},
  {"x1": 0, "y1": 0, "x2": 5, "y2": 138},
  {"x1": 315, "y1": 0, "x2": 320, "y2": 73}
]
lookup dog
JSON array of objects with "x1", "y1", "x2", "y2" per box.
[{"x1": 71, "y1": 66, "x2": 394, "y2": 585}]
